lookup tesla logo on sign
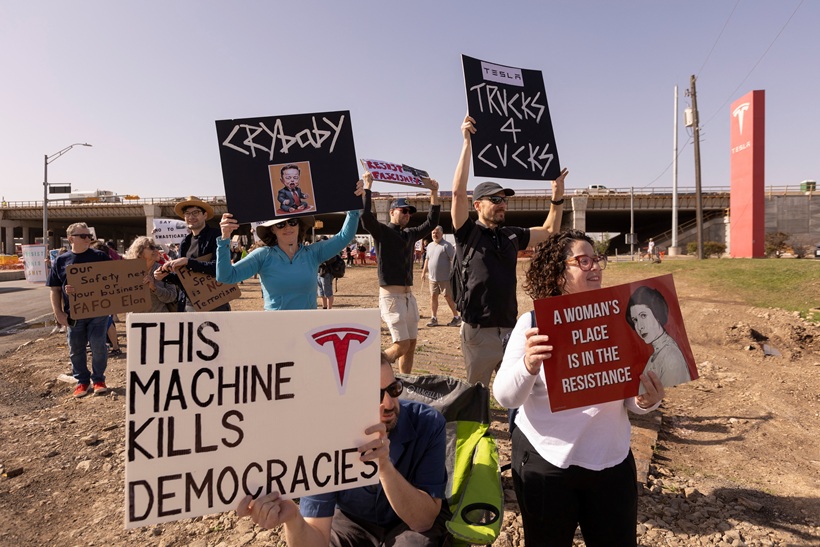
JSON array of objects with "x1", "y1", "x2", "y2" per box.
[
  {"x1": 733, "y1": 102, "x2": 750, "y2": 135},
  {"x1": 307, "y1": 325, "x2": 375, "y2": 394}
]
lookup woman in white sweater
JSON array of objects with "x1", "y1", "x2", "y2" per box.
[{"x1": 493, "y1": 229, "x2": 665, "y2": 547}]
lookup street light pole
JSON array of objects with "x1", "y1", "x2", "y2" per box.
[{"x1": 43, "y1": 143, "x2": 92, "y2": 249}]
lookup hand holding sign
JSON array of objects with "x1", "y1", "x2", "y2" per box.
[{"x1": 523, "y1": 327, "x2": 553, "y2": 375}]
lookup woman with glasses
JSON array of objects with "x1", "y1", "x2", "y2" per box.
[
  {"x1": 216, "y1": 182, "x2": 364, "y2": 311},
  {"x1": 493, "y1": 229, "x2": 665, "y2": 546},
  {"x1": 126, "y1": 236, "x2": 179, "y2": 313}
]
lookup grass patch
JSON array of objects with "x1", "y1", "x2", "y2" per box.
[{"x1": 606, "y1": 259, "x2": 820, "y2": 321}]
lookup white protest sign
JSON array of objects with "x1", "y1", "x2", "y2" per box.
[
  {"x1": 21, "y1": 244, "x2": 48, "y2": 283},
  {"x1": 152, "y1": 218, "x2": 189, "y2": 247},
  {"x1": 360, "y1": 159, "x2": 429, "y2": 188},
  {"x1": 125, "y1": 309, "x2": 381, "y2": 528}
]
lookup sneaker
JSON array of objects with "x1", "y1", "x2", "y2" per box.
[
  {"x1": 92, "y1": 382, "x2": 108, "y2": 396},
  {"x1": 73, "y1": 384, "x2": 91, "y2": 398},
  {"x1": 426, "y1": 317, "x2": 438, "y2": 327},
  {"x1": 109, "y1": 348, "x2": 122, "y2": 357},
  {"x1": 447, "y1": 317, "x2": 463, "y2": 327}
]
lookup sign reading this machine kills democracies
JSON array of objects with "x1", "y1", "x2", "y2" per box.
[
  {"x1": 215, "y1": 111, "x2": 361, "y2": 224},
  {"x1": 533, "y1": 275, "x2": 698, "y2": 412},
  {"x1": 462, "y1": 54, "x2": 561, "y2": 181},
  {"x1": 125, "y1": 309, "x2": 381, "y2": 528}
]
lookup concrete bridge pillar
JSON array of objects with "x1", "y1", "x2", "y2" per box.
[
  {"x1": 1, "y1": 221, "x2": 14, "y2": 254},
  {"x1": 373, "y1": 199, "x2": 391, "y2": 225},
  {"x1": 570, "y1": 196, "x2": 588, "y2": 232},
  {"x1": 22, "y1": 226, "x2": 31, "y2": 245},
  {"x1": 143, "y1": 204, "x2": 163, "y2": 237}
]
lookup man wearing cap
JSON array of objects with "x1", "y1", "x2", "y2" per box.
[
  {"x1": 155, "y1": 196, "x2": 231, "y2": 311},
  {"x1": 361, "y1": 172, "x2": 440, "y2": 374},
  {"x1": 452, "y1": 115, "x2": 568, "y2": 386}
]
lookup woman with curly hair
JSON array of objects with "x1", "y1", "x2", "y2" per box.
[
  {"x1": 493, "y1": 229, "x2": 665, "y2": 546},
  {"x1": 126, "y1": 236, "x2": 179, "y2": 312}
]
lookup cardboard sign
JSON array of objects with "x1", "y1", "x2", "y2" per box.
[
  {"x1": 21, "y1": 244, "x2": 48, "y2": 283},
  {"x1": 360, "y1": 158, "x2": 429, "y2": 188},
  {"x1": 215, "y1": 111, "x2": 360, "y2": 224},
  {"x1": 462, "y1": 54, "x2": 561, "y2": 181},
  {"x1": 533, "y1": 274, "x2": 697, "y2": 412},
  {"x1": 66, "y1": 259, "x2": 152, "y2": 319},
  {"x1": 176, "y1": 254, "x2": 240, "y2": 311},
  {"x1": 152, "y1": 218, "x2": 189, "y2": 247},
  {"x1": 125, "y1": 309, "x2": 381, "y2": 528}
]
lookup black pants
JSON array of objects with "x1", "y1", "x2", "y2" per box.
[
  {"x1": 329, "y1": 505, "x2": 452, "y2": 547},
  {"x1": 511, "y1": 427, "x2": 638, "y2": 547}
]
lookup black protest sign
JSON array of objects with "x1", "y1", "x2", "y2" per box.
[
  {"x1": 215, "y1": 111, "x2": 360, "y2": 224},
  {"x1": 462, "y1": 54, "x2": 561, "y2": 181}
]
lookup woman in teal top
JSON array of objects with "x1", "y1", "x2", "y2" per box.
[{"x1": 216, "y1": 183, "x2": 363, "y2": 311}]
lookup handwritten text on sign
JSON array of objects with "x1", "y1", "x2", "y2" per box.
[
  {"x1": 66, "y1": 259, "x2": 151, "y2": 319},
  {"x1": 533, "y1": 274, "x2": 697, "y2": 412},
  {"x1": 176, "y1": 254, "x2": 239, "y2": 311},
  {"x1": 152, "y1": 218, "x2": 189, "y2": 247},
  {"x1": 360, "y1": 159, "x2": 429, "y2": 188},
  {"x1": 22, "y1": 244, "x2": 48, "y2": 283},
  {"x1": 462, "y1": 55, "x2": 561, "y2": 181},
  {"x1": 125, "y1": 310, "x2": 381, "y2": 528}
]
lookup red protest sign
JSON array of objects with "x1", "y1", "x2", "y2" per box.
[{"x1": 533, "y1": 274, "x2": 697, "y2": 412}]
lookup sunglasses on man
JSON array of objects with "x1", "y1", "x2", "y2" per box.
[
  {"x1": 71, "y1": 233, "x2": 93, "y2": 239},
  {"x1": 273, "y1": 218, "x2": 300, "y2": 229},
  {"x1": 396, "y1": 208, "x2": 412, "y2": 215},
  {"x1": 481, "y1": 196, "x2": 508, "y2": 205},
  {"x1": 380, "y1": 379, "x2": 403, "y2": 401}
]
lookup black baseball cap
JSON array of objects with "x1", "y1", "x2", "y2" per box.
[
  {"x1": 473, "y1": 181, "x2": 515, "y2": 201},
  {"x1": 389, "y1": 198, "x2": 417, "y2": 214}
]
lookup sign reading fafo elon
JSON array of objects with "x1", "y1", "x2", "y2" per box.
[{"x1": 125, "y1": 309, "x2": 381, "y2": 528}]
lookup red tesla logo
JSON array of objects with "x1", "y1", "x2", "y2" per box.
[{"x1": 307, "y1": 326, "x2": 374, "y2": 394}]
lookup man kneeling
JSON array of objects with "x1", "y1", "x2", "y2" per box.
[{"x1": 237, "y1": 353, "x2": 450, "y2": 546}]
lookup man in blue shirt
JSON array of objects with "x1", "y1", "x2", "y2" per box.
[
  {"x1": 237, "y1": 354, "x2": 449, "y2": 546},
  {"x1": 47, "y1": 222, "x2": 111, "y2": 398}
]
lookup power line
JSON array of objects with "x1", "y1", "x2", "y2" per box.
[
  {"x1": 702, "y1": 0, "x2": 805, "y2": 128},
  {"x1": 640, "y1": 138, "x2": 693, "y2": 189},
  {"x1": 697, "y1": 0, "x2": 741, "y2": 78}
]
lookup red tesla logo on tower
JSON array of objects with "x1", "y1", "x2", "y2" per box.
[{"x1": 307, "y1": 325, "x2": 375, "y2": 394}]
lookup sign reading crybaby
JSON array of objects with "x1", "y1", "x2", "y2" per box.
[
  {"x1": 215, "y1": 111, "x2": 361, "y2": 224},
  {"x1": 462, "y1": 54, "x2": 561, "y2": 181},
  {"x1": 533, "y1": 274, "x2": 697, "y2": 412},
  {"x1": 125, "y1": 309, "x2": 381, "y2": 528}
]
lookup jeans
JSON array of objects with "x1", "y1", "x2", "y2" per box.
[{"x1": 67, "y1": 315, "x2": 109, "y2": 385}]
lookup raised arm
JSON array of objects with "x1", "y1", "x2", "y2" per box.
[
  {"x1": 528, "y1": 167, "x2": 568, "y2": 247},
  {"x1": 451, "y1": 115, "x2": 475, "y2": 231},
  {"x1": 360, "y1": 171, "x2": 383, "y2": 237}
]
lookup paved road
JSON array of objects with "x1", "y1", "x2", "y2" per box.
[{"x1": 0, "y1": 279, "x2": 56, "y2": 355}]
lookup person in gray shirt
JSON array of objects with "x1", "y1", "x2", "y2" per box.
[{"x1": 421, "y1": 226, "x2": 461, "y2": 327}]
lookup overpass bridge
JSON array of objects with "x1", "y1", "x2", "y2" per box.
[{"x1": 1, "y1": 187, "x2": 816, "y2": 255}]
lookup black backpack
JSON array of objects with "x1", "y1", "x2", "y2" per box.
[{"x1": 328, "y1": 255, "x2": 346, "y2": 279}]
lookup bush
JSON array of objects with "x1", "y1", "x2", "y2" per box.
[
  {"x1": 765, "y1": 231, "x2": 790, "y2": 257},
  {"x1": 594, "y1": 233, "x2": 611, "y2": 256},
  {"x1": 788, "y1": 234, "x2": 815, "y2": 259},
  {"x1": 686, "y1": 241, "x2": 726, "y2": 258}
]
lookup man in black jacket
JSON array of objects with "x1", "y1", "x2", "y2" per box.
[
  {"x1": 154, "y1": 196, "x2": 231, "y2": 311},
  {"x1": 361, "y1": 172, "x2": 439, "y2": 373}
]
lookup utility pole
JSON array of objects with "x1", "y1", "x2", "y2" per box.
[
  {"x1": 671, "y1": 85, "x2": 679, "y2": 254},
  {"x1": 690, "y1": 75, "x2": 704, "y2": 259}
]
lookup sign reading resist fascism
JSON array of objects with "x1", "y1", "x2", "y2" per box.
[
  {"x1": 66, "y1": 259, "x2": 152, "y2": 319},
  {"x1": 462, "y1": 54, "x2": 561, "y2": 181},
  {"x1": 360, "y1": 159, "x2": 429, "y2": 188},
  {"x1": 533, "y1": 274, "x2": 697, "y2": 412},
  {"x1": 125, "y1": 309, "x2": 381, "y2": 528},
  {"x1": 215, "y1": 111, "x2": 361, "y2": 224},
  {"x1": 21, "y1": 244, "x2": 48, "y2": 283}
]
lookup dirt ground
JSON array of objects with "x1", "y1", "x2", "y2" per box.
[{"x1": 0, "y1": 259, "x2": 818, "y2": 546}]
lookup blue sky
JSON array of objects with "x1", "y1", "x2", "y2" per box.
[{"x1": 1, "y1": 1, "x2": 816, "y2": 203}]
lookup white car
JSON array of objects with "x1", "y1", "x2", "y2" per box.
[{"x1": 575, "y1": 184, "x2": 615, "y2": 195}]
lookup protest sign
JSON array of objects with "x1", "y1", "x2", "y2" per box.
[
  {"x1": 533, "y1": 274, "x2": 697, "y2": 412},
  {"x1": 462, "y1": 54, "x2": 561, "y2": 181},
  {"x1": 152, "y1": 218, "x2": 189, "y2": 247},
  {"x1": 66, "y1": 259, "x2": 152, "y2": 319},
  {"x1": 125, "y1": 309, "x2": 381, "y2": 528},
  {"x1": 360, "y1": 159, "x2": 429, "y2": 188},
  {"x1": 176, "y1": 254, "x2": 240, "y2": 311},
  {"x1": 215, "y1": 111, "x2": 360, "y2": 223},
  {"x1": 21, "y1": 244, "x2": 48, "y2": 283}
]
